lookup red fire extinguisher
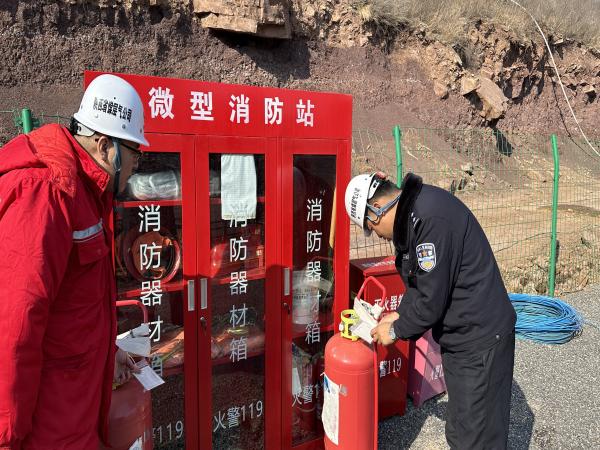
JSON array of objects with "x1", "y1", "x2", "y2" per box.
[
  {"x1": 323, "y1": 276, "x2": 385, "y2": 450},
  {"x1": 100, "y1": 300, "x2": 154, "y2": 450}
]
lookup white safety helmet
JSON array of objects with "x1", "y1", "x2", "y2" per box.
[
  {"x1": 344, "y1": 173, "x2": 383, "y2": 237},
  {"x1": 73, "y1": 74, "x2": 149, "y2": 146}
]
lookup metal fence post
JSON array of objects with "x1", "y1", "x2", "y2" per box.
[
  {"x1": 548, "y1": 134, "x2": 560, "y2": 296},
  {"x1": 393, "y1": 125, "x2": 403, "y2": 187},
  {"x1": 21, "y1": 108, "x2": 33, "y2": 133}
]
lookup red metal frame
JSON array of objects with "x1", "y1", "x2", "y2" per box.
[
  {"x1": 84, "y1": 72, "x2": 352, "y2": 140},
  {"x1": 93, "y1": 70, "x2": 352, "y2": 450},
  {"x1": 115, "y1": 300, "x2": 149, "y2": 323},
  {"x1": 195, "y1": 135, "x2": 280, "y2": 449},
  {"x1": 281, "y1": 138, "x2": 350, "y2": 450},
  {"x1": 150, "y1": 134, "x2": 199, "y2": 449},
  {"x1": 112, "y1": 133, "x2": 199, "y2": 448}
]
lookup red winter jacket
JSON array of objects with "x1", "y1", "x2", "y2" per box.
[{"x1": 0, "y1": 124, "x2": 116, "y2": 449}]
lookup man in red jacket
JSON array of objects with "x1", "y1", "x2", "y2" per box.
[{"x1": 0, "y1": 73, "x2": 149, "y2": 449}]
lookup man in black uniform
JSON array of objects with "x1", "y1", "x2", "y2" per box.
[{"x1": 344, "y1": 172, "x2": 516, "y2": 450}]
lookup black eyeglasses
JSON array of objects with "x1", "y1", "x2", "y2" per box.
[
  {"x1": 95, "y1": 136, "x2": 142, "y2": 157},
  {"x1": 118, "y1": 140, "x2": 143, "y2": 157}
]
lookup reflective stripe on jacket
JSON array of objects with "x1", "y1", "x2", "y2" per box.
[{"x1": 0, "y1": 124, "x2": 116, "y2": 449}]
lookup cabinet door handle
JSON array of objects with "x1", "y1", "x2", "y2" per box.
[
  {"x1": 283, "y1": 267, "x2": 291, "y2": 296},
  {"x1": 283, "y1": 302, "x2": 290, "y2": 314},
  {"x1": 200, "y1": 278, "x2": 208, "y2": 310},
  {"x1": 187, "y1": 280, "x2": 195, "y2": 312},
  {"x1": 200, "y1": 316, "x2": 207, "y2": 329}
]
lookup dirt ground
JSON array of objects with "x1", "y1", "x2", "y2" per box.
[{"x1": 1, "y1": 0, "x2": 600, "y2": 142}]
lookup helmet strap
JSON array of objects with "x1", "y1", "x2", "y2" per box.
[
  {"x1": 112, "y1": 138, "x2": 123, "y2": 196},
  {"x1": 70, "y1": 118, "x2": 95, "y2": 137}
]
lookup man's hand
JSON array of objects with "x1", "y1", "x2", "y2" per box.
[
  {"x1": 379, "y1": 311, "x2": 399, "y2": 324},
  {"x1": 371, "y1": 318, "x2": 398, "y2": 346},
  {"x1": 114, "y1": 348, "x2": 140, "y2": 385}
]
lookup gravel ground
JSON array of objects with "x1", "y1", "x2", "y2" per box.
[{"x1": 378, "y1": 286, "x2": 600, "y2": 449}]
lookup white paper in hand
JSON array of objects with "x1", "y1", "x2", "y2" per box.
[
  {"x1": 350, "y1": 321, "x2": 374, "y2": 344},
  {"x1": 116, "y1": 337, "x2": 151, "y2": 357},
  {"x1": 350, "y1": 298, "x2": 379, "y2": 343},
  {"x1": 133, "y1": 361, "x2": 165, "y2": 391},
  {"x1": 117, "y1": 324, "x2": 151, "y2": 357}
]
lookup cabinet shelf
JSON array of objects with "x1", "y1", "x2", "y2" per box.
[
  {"x1": 210, "y1": 196, "x2": 265, "y2": 205},
  {"x1": 115, "y1": 199, "x2": 182, "y2": 208}
]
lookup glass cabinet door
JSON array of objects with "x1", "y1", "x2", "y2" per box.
[
  {"x1": 209, "y1": 153, "x2": 266, "y2": 449},
  {"x1": 197, "y1": 138, "x2": 278, "y2": 450},
  {"x1": 283, "y1": 152, "x2": 338, "y2": 448},
  {"x1": 113, "y1": 135, "x2": 196, "y2": 449}
]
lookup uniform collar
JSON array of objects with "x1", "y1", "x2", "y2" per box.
[
  {"x1": 393, "y1": 172, "x2": 423, "y2": 253},
  {"x1": 62, "y1": 127, "x2": 111, "y2": 197}
]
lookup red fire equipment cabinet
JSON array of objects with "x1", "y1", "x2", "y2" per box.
[
  {"x1": 93, "y1": 71, "x2": 351, "y2": 449},
  {"x1": 349, "y1": 256, "x2": 447, "y2": 411},
  {"x1": 349, "y1": 256, "x2": 409, "y2": 418}
]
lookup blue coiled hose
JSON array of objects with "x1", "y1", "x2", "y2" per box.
[{"x1": 508, "y1": 293, "x2": 584, "y2": 344}]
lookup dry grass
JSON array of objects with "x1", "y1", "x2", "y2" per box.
[{"x1": 354, "y1": 0, "x2": 600, "y2": 49}]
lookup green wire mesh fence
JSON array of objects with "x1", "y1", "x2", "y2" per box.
[
  {"x1": 3, "y1": 110, "x2": 600, "y2": 296},
  {"x1": 553, "y1": 135, "x2": 600, "y2": 294},
  {"x1": 351, "y1": 128, "x2": 395, "y2": 260},
  {"x1": 0, "y1": 109, "x2": 71, "y2": 144},
  {"x1": 354, "y1": 126, "x2": 600, "y2": 297},
  {"x1": 398, "y1": 127, "x2": 554, "y2": 295}
]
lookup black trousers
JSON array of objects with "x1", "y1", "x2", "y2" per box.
[{"x1": 442, "y1": 330, "x2": 515, "y2": 450}]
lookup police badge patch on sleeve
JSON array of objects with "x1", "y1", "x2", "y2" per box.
[{"x1": 416, "y1": 243, "x2": 436, "y2": 272}]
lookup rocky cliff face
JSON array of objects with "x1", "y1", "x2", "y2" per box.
[{"x1": 0, "y1": 0, "x2": 598, "y2": 142}]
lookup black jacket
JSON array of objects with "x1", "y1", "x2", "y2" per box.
[{"x1": 392, "y1": 173, "x2": 516, "y2": 352}]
